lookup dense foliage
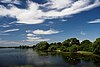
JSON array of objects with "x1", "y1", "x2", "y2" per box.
[
  {"x1": 34, "y1": 38, "x2": 100, "y2": 54},
  {"x1": 36, "y1": 41, "x2": 49, "y2": 50}
]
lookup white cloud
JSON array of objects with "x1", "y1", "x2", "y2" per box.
[
  {"x1": 0, "y1": 24, "x2": 10, "y2": 28},
  {"x1": 9, "y1": 22, "x2": 16, "y2": 24},
  {"x1": 0, "y1": 0, "x2": 100, "y2": 24},
  {"x1": 80, "y1": 31, "x2": 86, "y2": 35},
  {"x1": 26, "y1": 33, "x2": 36, "y2": 37},
  {"x1": 44, "y1": 0, "x2": 73, "y2": 9},
  {"x1": 88, "y1": 19, "x2": 100, "y2": 23},
  {"x1": 33, "y1": 29, "x2": 60, "y2": 35},
  {"x1": 0, "y1": 0, "x2": 20, "y2": 4},
  {"x1": 26, "y1": 30, "x2": 50, "y2": 42},
  {"x1": 4, "y1": 29, "x2": 19, "y2": 33},
  {"x1": 26, "y1": 36, "x2": 50, "y2": 42}
]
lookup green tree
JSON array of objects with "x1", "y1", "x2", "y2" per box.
[
  {"x1": 56, "y1": 42, "x2": 62, "y2": 47},
  {"x1": 36, "y1": 41, "x2": 49, "y2": 50},
  {"x1": 62, "y1": 38, "x2": 80, "y2": 47},
  {"x1": 93, "y1": 38, "x2": 100, "y2": 54},
  {"x1": 69, "y1": 38, "x2": 80, "y2": 46},
  {"x1": 50, "y1": 42, "x2": 57, "y2": 46},
  {"x1": 48, "y1": 45, "x2": 57, "y2": 51},
  {"x1": 93, "y1": 44, "x2": 100, "y2": 54},
  {"x1": 80, "y1": 40, "x2": 93, "y2": 51},
  {"x1": 68, "y1": 45, "x2": 79, "y2": 52},
  {"x1": 62, "y1": 39, "x2": 70, "y2": 47},
  {"x1": 60, "y1": 46, "x2": 68, "y2": 52}
]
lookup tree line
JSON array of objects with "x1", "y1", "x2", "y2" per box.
[
  {"x1": 34, "y1": 38, "x2": 100, "y2": 54},
  {"x1": 1, "y1": 38, "x2": 99, "y2": 54}
]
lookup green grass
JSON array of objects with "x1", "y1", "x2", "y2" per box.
[
  {"x1": 77, "y1": 51, "x2": 93, "y2": 54},
  {"x1": 77, "y1": 51, "x2": 100, "y2": 57}
]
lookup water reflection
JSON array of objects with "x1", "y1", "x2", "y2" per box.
[
  {"x1": 35, "y1": 50, "x2": 100, "y2": 67},
  {"x1": 0, "y1": 48, "x2": 100, "y2": 67}
]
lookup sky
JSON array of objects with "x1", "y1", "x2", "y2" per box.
[{"x1": 0, "y1": 0, "x2": 100, "y2": 46}]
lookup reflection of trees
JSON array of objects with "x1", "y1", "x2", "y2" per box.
[
  {"x1": 61, "y1": 53, "x2": 100, "y2": 65},
  {"x1": 80, "y1": 55, "x2": 94, "y2": 61},
  {"x1": 93, "y1": 55, "x2": 100, "y2": 67},
  {"x1": 36, "y1": 50, "x2": 100, "y2": 66},
  {"x1": 36, "y1": 50, "x2": 48, "y2": 56},
  {"x1": 36, "y1": 50, "x2": 59, "y2": 57},
  {"x1": 61, "y1": 53, "x2": 80, "y2": 65},
  {"x1": 80, "y1": 54, "x2": 100, "y2": 63}
]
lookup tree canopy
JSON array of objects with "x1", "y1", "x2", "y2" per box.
[{"x1": 33, "y1": 38, "x2": 100, "y2": 55}]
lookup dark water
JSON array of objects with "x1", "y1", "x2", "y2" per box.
[{"x1": 0, "y1": 48, "x2": 100, "y2": 67}]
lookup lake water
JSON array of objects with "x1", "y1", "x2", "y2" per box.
[{"x1": 0, "y1": 48, "x2": 100, "y2": 67}]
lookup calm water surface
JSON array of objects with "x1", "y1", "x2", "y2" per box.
[{"x1": 0, "y1": 48, "x2": 100, "y2": 67}]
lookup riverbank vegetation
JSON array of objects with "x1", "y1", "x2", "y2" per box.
[
  {"x1": 0, "y1": 38, "x2": 100, "y2": 55},
  {"x1": 34, "y1": 38, "x2": 100, "y2": 55}
]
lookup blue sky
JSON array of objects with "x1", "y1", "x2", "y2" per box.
[{"x1": 0, "y1": 0, "x2": 100, "y2": 46}]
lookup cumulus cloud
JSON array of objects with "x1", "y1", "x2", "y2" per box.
[
  {"x1": 4, "y1": 29, "x2": 19, "y2": 33},
  {"x1": 88, "y1": 19, "x2": 100, "y2": 23},
  {"x1": 25, "y1": 29, "x2": 59, "y2": 41},
  {"x1": 44, "y1": 0, "x2": 73, "y2": 10},
  {"x1": 33, "y1": 29, "x2": 60, "y2": 35},
  {"x1": 0, "y1": 0, "x2": 100, "y2": 24},
  {"x1": 26, "y1": 31, "x2": 50, "y2": 42}
]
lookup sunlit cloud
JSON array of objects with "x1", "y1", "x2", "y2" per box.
[
  {"x1": 26, "y1": 33, "x2": 36, "y2": 37},
  {"x1": 33, "y1": 29, "x2": 60, "y2": 35},
  {"x1": 4, "y1": 29, "x2": 19, "y2": 33},
  {"x1": 88, "y1": 19, "x2": 100, "y2": 23},
  {"x1": 0, "y1": 0, "x2": 99, "y2": 24},
  {"x1": 26, "y1": 36, "x2": 50, "y2": 42}
]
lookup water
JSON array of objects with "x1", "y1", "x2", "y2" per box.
[{"x1": 0, "y1": 48, "x2": 100, "y2": 67}]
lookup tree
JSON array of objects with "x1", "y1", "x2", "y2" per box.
[
  {"x1": 36, "y1": 41, "x2": 49, "y2": 50},
  {"x1": 93, "y1": 38, "x2": 100, "y2": 54},
  {"x1": 48, "y1": 45, "x2": 57, "y2": 51},
  {"x1": 57, "y1": 42, "x2": 62, "y2": 46},
  {"x1": 50, "y1": 42, "x2": 57, "y2": 46},
  {"x1": 19, "y1": 45, "x2": 29, "y2": 49},
  {"x1": 62, "y1": 39, "x2": 70, "y2": 47},
  {"x1": 69, "y1": 38, "x2": 80, "y2": 46},
  {"x1": 60, "y1": 46, "x2": 68, "y2": 52},
  {"x1": 80, "y1": 40, "x2": 93, "y2": 51},
  {"x1": 93, "y1": 44, "x2": 100, "y2": 54},
  {"x1": 68, "y1": 45, "x2": 79, "y2": 52},
  {"x1": 62, "y1": 38, "x2": 80, "y2": 47}
]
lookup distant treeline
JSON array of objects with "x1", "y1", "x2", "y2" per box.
[
  {"x1": 0, "y1": 46, "x2": 33, "y2": 48},
  {"x1": 0, "y1": 38, "x2": 100, "y2": 54}
]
